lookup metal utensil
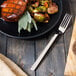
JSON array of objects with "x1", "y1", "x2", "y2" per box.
[{"x1": 31, "y1": 13, "x2": 72, "y2": 71}]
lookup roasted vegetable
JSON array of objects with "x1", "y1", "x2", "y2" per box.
[
  {"x1": 1, "y1": 0, "x2": 28, "y2": 22},
  {"x1": 44, "y1": 2, "x2": 49, "y2": 8},
  {"x1": 44, "y1": 13, "x2": 50, "y2": 23},
  {"x1": 38, "y1": 6, "x2": 47, "y2": 12},
  {"x1": 32, "y1": 2, "x2": 39, "y2": 8},
  {"x1": 47, "y1": 3, "x2": 58, "y2": 14},
  {"x1": 33, "y1": 8, "x2": 41, "y2": 13},
  {"x1": 29, "y1": 6, "x2": 47, "y2": 14},
  {"x1": 33, "y1": 13, "x2": 50, "y2": 23},
  {"x1": 28, "y1": 6, "x2": 34, "y2": 13},
  {"x1": 34, "y1": 13, "x2": 45, "y2": 22},
  {"x1": 40, "y1": 0, "x2": 49, "y2": 6}
]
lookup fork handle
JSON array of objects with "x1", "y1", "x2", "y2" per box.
[{"x1": 31, "y1": 34, "x2": 59, "y2": 71}]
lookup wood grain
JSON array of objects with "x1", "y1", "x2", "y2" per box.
[
  {"x1": 64, "y1": 18, "x2": 76, "y2": 76},
  {"x1": 35, "y1": 38, "x2": 50, "y2": 76},
  {"x1": 6, "y1": 38, "x2": 35, "y2": 76},
  {"x1": 35, "y1": 34, "x2": 65, "y2": 76},
  {"x1": 0, "y1": 33, "x2": 7, "y2": 55},
  {"x1": 48, "y1": 35, "x2": 65, "y2": 76}
]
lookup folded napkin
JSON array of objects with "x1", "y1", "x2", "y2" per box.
[{"x1": 0, "y1": 53, "x2": 28, "y2": 76}]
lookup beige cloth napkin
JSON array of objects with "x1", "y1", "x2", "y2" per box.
[{"x1": 0, "y1": 53, "x2": 28, "y2": 76}]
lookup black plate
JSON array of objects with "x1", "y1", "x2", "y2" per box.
[{"x1": 0, "y1": 0, "x2": 62, "y2": 39}]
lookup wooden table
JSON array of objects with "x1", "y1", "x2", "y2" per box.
[{"x1": 0, "y1": 0, "x2": 75, "y2": 76}]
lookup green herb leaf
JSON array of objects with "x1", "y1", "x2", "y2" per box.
[
  {"x1": 18, "y1": 12, "x2": 28, "y2": 33},
  {"x1": 27, "y1": 23, "x2": 31, "y2": 32},
  {"x1": 18, "y1": 11, "x2": 38, "y2": 33},
  {"x1": 32, "y1": 18, "x2": 38, "y2": 31},
  {"x1": 26, "y1": 11, "x2": 32, "y2": 23}
]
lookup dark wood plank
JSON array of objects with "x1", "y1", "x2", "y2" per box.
[
  {"x1": 35, "y1": 37, "x2": 49, "y2": 76},
  {"x1": 49, "y1": 36, "x2": 65, "y2": 76},
  {"x1": 0, "y1": 33, "x2": 7, "y2": 55},
  {"x1": 35, "y1": 33, "x2": 65, "y2": 76},
  {"x1": 6, "y1": 38, "x2": 35, "y2": 76},
  {"x1": 70, "y1": 0, "x2": 76, "y2": 15},
  {"x1": 63, "y1": 23, "x2": 73, "y2": 60}
]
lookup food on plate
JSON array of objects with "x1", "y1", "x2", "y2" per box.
[
  {"x1": 18, "y1": 11, "x2": 38, "y2": 32},
  {"x1": 0, "y1": 59, "x2": 16, "y2": 76},
  {"x1": 47, "y1": 3, "x2": 58, "y2": 14},
  {"x1": 0, "y1": 0, "x2": 59, "y2": 32},
  {"x1": 33, "y1": 13, "x2": 50, "y2": 22},
  {"x1": 31, "y1": 2, "x2": 39, "y2": 8},
  {"x1": 34, "y1": 13, "x2": 46, "y2": 22},
  {"x1": 1, "y1": 0, "x2": 28, "y2": 22},
  {"x1": 28, "y1": 0, "x2": 58, "y2": 23}
]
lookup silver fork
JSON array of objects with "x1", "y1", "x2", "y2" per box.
[{"x1": 31, "y1": 13, "x2": 72, "y2": 71}]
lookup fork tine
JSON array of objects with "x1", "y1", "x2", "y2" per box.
[
  {"x1": 60, "y1": 13, "x2": 72, "y2": 28},
  {"x1": 59, "y1": 14, "x2": 68, "y2": 27},
  {"x1": 63, "y1": 14, "x2": 72, "y2": 28},
  {"x1": 59, "y1": 13, "x2": 72, "y2": 33}
]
